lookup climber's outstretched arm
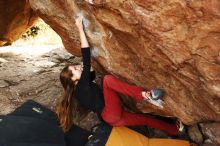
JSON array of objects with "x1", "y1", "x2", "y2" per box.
[{"x1": 75, "y1": 16, "x2": 89, "y2": 48}]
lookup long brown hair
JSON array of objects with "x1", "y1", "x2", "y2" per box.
[{"x1": 56, "y1": 64, "x2": 77, "y2": 132}]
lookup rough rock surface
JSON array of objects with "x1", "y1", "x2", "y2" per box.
[
  {"x1": 200, "y1": 122, "x2": 220, "y2": 146},
  {"x1": 0, "y1": 0, "x2": 38, "y2": 46},
  {"x1": 28, "y1": 0, "x2": 220, "y2": 125},
  {"x1": 188, "y1": 124, "x2": 203, "y2": 144}
]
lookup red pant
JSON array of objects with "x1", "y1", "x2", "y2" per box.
[{"x1": 101, "y1": 75, "x2": 178, "y2": 135}]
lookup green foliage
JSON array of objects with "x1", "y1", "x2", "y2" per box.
[
  {"x1": 16, "y1": 19, "x2": 62, "y2": 45},
  {"x1": 22, "y1": 26, "x2": 40, "y2": 38}
]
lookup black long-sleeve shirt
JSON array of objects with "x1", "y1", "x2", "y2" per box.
[{"x1": 74, "y1": 47, "x2": 104, "y2": 114}]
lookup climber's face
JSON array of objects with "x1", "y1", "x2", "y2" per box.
[
  {"x1": 144, "y1": 90, "x2": 153, "y2": 100},
  {"x1": 68, "y1": 65, "x2": 83, "y2": 82}
]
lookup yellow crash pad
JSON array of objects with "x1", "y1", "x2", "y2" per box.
[{"x1": 106, "y1": 127, "x2": 190, "y2": 146}]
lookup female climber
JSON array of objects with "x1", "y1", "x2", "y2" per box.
[{"x1": 56, "y1": 16, "x2": 183, "y2": 135}]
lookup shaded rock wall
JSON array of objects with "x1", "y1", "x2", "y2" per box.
[
  {"x1": 28, "y1": 0, "x2": 220, "y2": 125},
  {"x1": 200, "y1": 122, "x2": 220, "y2": 146},
  {"x1": 0, "y1": 0, "x2": 38, "y2": 46}
]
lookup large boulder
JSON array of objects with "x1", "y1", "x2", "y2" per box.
[
  {"x1": 28, "y1": 0, "x2": 220, "y2": 125},
  {"x1": 0, "y1": 0, "x2": 38, "y2": 46}
]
